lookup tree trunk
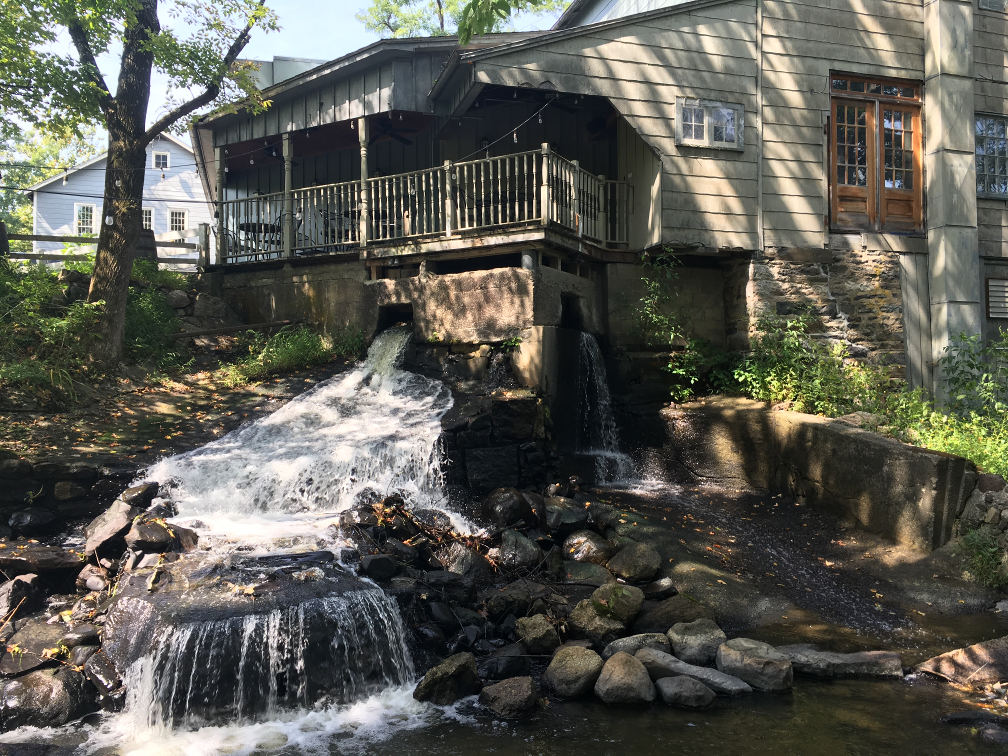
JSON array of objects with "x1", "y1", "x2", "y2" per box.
[{"x1": 86, "y1": 0, "x2": 159, "y2": 365}]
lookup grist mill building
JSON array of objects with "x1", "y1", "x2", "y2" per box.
[{"x1": 191, "y1": 0, "x2": 1008, "y2": 398}]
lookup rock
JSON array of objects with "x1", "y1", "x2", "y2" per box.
[
  {"x1": 124, "y1": 518, "x2": 173, "y2": 552},
  {"x1": 918, "y1": 636, "x2": 1008, "y2": 687},
  {"x1": 602, "y1": 633, "x2": 671, "y2": 661},
  {"x1": 0, "y1": 574, "x2": 42, "y2": 620},
  {"x1": 83, "y1": 649, "x2": 122, "y2": 695},
  {"x1": 594, "y1": 651, "x2": 656, "y2": 705},
  {"x1": 76, "y1": 564, "x2": 109, "y2": 593},
  {"x1": 0, "y1": 621, "x2": 67, "y2": 677},
  {"x1": 412, "y1": 652, "x2": 482, "y2": 704},
  {"x1": 641, "y1": 577, "x2": 679, "y2": 600},
  {"x1": 1, "y1": 667, "x2": 97, "y2": 729},
  {"x1": 54, "y1": 480, "x2": 88, "y2": 501},
  {"x1": 0, "y1": 544, "x2": 82, "y2": 577},
  {"x1": 479, "y1": 676, "x2": 537, "y2": 718},
  {"x1": 62, "y1": 623, "x2": 100, "y2": 648},
  {"x1": 655, "y1": 676, "x2": 716, "y2": 709},
  {"x1": 481, "y1": 488, "x2": 534, "y2": 527},
  {"x1": 632, "y1": 594, "x2": 715, "y2": 634},
  {"x1": 776, "y1": 645, "x2": 903, "y2": 679},
  {"x1": 120, "y1": 482, "x2": 159, "y2": 509},
  {"x1": 165, "y1": 290, "x2": 190, "y2": 309},
  {"x1": 635, "y1": 647, "x2": 753, "y2": 696},
  {"x1": 500, "y1": 530, "x2": 542, "y2": 570},
  {"x1": 69, "y1": 645, "x2": 99, "y2": 668},
  {"x1": 716, "y1": 638, "x2": 793, "y2": 692},
  {"x1": 567, "y1": 599, "x2": 626, "y2": 648},
  {"x1": 979, "y1": 474, "x2": 1007, "y2": 493},
  {"x1": 562, "y1": 530, "x2": 615, "y2": 565},
  {"x1": 193, "y1": 293, "x2": 228, "y2": 318},
  {"x1": 591, "y1": 583, "x2": 645, "y2": 624},
  {"x1": 385, "y1": 539, "x2": 418, "y2": 565},
  {"x1": 482, "y1": 584, "x2": 532, "y2": 621},
  {"x1": 467, "y1": 447, "x2": 519, "y2": 493},
  {"x1": 424, "y1": 570, "x2": 476, "y2": 603},
  {"x1": 426, "y1": 601, "x2": 457, "y2": 632},
  {"x1": 0, "y1": 459, "x2": 33, "y2": 479},
  {"x1": 85, "y1": 499, "x2": 144, "y2": 558},
  {"x1": 416, "y1": 623, "x2": 448, "y2": 655},
  {"x1": 542, "y1": 497, "x2": 589, "y2": 538},
  {"x1": 668, "y1": 618, "x2": 727, "y2": 666},
  {"x1": 542, "y1": 645, "x2": 604, "y2": 698},
  {"x1": 490, "y1": 397, "x2": 538, "y2": 441},
  {"x1": 606, "y1": 542, "x2": 661, "y2": 583},
  {"x1": 515, "y1": 614, "x2": 560, "y2": 655},
  {"x1": 8, "y1": 508, "x2": 62, "y2": 537},
  {"x1": 478, "y1": 642, "x2": 532, "y2": 680},
  {"x1": 361, "y1": 554, "x2": 397, "y2": 581},
  {"x1": 563, "y1": 561, "x2": 616, "y2": 586}
]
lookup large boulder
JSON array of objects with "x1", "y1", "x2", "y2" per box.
[
  {"x1": 0, "y1": 545, "x2": 81, "y2": 578},
  {"x1": 542, "y1": 497, "x2": 589, "y2": 538},
  {"x1": 0, "y1": 621, "x2": 67, "y2": 677},
  {"x1": 632, "y1": 594, "x2": 715, "y2": 634},
  {"x1": 437, "y1": 543, "x2": 494, "y2": 585},
  {"x1": 423, "y1": 571, "x2": 476, "y2": 604},
  {"x1": 594, "y1": 651, "x2": 656, "y2": 705},
  {"x1": 515, "y1": 614, "x2": 560, "y2": 655},
  {"x1": 563, "y1": 561, "x2": 615, "y2": 587},
  {"x1": 478, "y1": 643, "x2": 532, "y2": 680},
  {"x1": 567, "y1": 599, "x2": 626, "y2": 648},
  {"x1": 602, "y1": 633, "x2": 671, "y2": 661},
  {"x1": 606, "y1": 542, "x2": 661, "y2": 583},
  {"x1": 716, "y1": 638, "x2": 793, "y2": 692},
  {"x1": 668, "y1": 618, "x2": 726, "y2": 666},
  {"x1": 1, "y1": 667, "x2": 96, "y2": 729},
  {"x1": 120, "y1": 482, "x2": 159, "y2": 509},
  {"x1": 85, "y1": 500, "x2": 143, "y2": 558},
  {"x1": 467, "y1": 447, "x2": 519, "y2": 493},
  {"x1": 165, "y1": 290, "x2": 190, "y2": 309},
  {"x1": 542, "y1": 645, "x2": 604, "y2": 698},
  {"x1": 482, "y1": 583, "x2": 532, "y2": 621},
  {"x1": 655, "y1": 676, "x2": 716, "y2": 709},
  {"x1": 413, "y1": 652, "x2": 482, "y2": 705},
  {"x1": 481, "y1": 488, "x2": 534, "y2": 528},
  {"x1": 124, "y1": 516, "x2": 198, "y2": 554},
  {"x1": 8, "y1": 508, "x2": 62, "y2": 538},
  {"x1": 562, "y1": 530, "x2": 615, "y2": 565},
  {"x1": 641, "y1": 577, "x2": 679, "y2": 600},
  {"x1": 591, "y1": 583, "x2": 644, "y2": 624},
  {"x1": 0, "y1": 574, "x2": 42, "y2": 620},
  {"x1": 500, "y1": 530, "x2": 542, "y2": 571},
  {"x1": 361, "y1": 554, "x2": 397, "y2": 581},
  {"x1": 776, "y1": 645, "x2": 903, "y2": 679},
  {"x1": 635, "y1": 647, "x2": 752, "y2": 696},
  {"x1": 479, "y1": 676, "x2": 537, "y2": 718}
]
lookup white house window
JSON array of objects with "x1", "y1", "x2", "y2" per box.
[
  {"x1": 977, "y1": 115, "x2": 1008, "y2": 197},
  {"x1": 142, "y1": 208, "x2": 153, "y2": 230},
  {"x1": 74, "y1": 204, "x2": 96, "y2": 236},
  {"x1": 153, "y1": 152, "x2": 170, "y2": 170},
  {"x1": 169, "y1": 209, "x2": 188, "y2": 232},
  {"x1": 675, "y1": 98, "x2": 745, "y2": 151}
]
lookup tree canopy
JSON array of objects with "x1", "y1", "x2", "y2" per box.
[{"x1": 356, "y1": 0, "x2": 568, "y2": 40}]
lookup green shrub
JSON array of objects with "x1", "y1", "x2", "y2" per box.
[
  {"x1": 219, "y1": 326, "x2": 363, "y2": 387},
  {"x1": 123, "y1": 286, "x2": 189, "y2": 370},
  {"x1": 130, "y1": 258, "x2": 188, "y2": 290},
  {"x1": 961, "y1": 527, "x2": 1008, "y2": 588}
]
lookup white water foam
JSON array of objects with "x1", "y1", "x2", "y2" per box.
[
  {"x1": 578, "y1": 332, "x2": 635, "y2": 483},
  {"x1": 143, "y1": 327, "x2": 472, "y2": 544}
]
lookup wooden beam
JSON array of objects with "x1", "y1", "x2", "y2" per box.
[{"x1": 7, "y1": 234, "x2": 196, "y2": 249}]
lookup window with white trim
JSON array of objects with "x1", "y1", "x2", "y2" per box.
[
  {"x1": 74, "y1": 203, "x2": 96, "y2": 236},
  {"x1": 169, "y1": 209, "x2": 188, "y2": 232},
  {"x1": 977, "y1": 115, "x2": 1008, "y2": 197},
  {"x1": 153, "y1": 152, "x2": 170, "y2": 170},
  {"x1": 675, "y1": 97, "x2": 744, "y2": 151},
  {"x1": 142, "y1": 208, "x2": 153, "y2": 230}
]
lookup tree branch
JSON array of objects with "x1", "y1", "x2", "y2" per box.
[
  {"x1": 141, "y1": 4, "x2": 260, "y2": 145},
  {"x1": 65, "y1": 15, "x2": 112, "y2": 113}
]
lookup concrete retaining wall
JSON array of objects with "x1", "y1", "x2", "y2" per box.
[{"x1": 660, "y1": 397, "x2": 977, "y2": 552}]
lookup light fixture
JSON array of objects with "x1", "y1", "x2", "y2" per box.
[
  {"x1": 513, "y1": 132, "x2": 517, "y2": 144},
  {"x1": 104, "y1": 215, "x2": 113, "y2": 226},
  {"x1": 399, "y1": 112, "x2": 403, "y2": 121},
  {"x1": 513, "y1": 92, "x2": 517, "y2": 99},
  {"x1": 250, "y1": 159, "x2": 254, "y2": 165},
  {"x1": 62, "y1": 172, "x2": 68, "y2": 185},
  {"x1": 351, "y1": 121, "x2": 355, "y2": 129},
  {"x1": 115, "y1": 179, "x2": 121, "y2": 187},
  {"x1": 538, "y1": 114, "x2": 542, "y2": 124},
  {"x1": 160, "y1": 171, "x2": 165, "y2": 180},
  {"x1": 224, "y1": 165, "x2": 229, "y2": 174}
]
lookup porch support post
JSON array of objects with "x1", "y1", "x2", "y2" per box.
[
  {"x1": 215, "y1": 146, "x2": 225, "y2": 265},
  {"x1": 572, "y1": 159, "x2": 582, "y2": 239},
  {"x1": 283, "y1": 133, "x2": 294, "y2": 258},
  {"x1": 359, "y1": 117, "x2": 370, "y2": 247},
  {"x1": 444, "y1": 160, "x2": 454, "y2": 238},
  {"x1": 540, "y1": 143, "x2": 550, "y2": 227}
]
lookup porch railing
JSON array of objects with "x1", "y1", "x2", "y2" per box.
[{"x1": 214, "y1": 144, "x2": 630, "y2": 264}]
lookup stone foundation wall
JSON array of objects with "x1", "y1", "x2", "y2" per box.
[{"x1": 0, "y1": 455, "x2": 137, "y2": 521}]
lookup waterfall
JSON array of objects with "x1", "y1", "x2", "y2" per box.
[
  {"x1": 145, "y1": 326, "x2": 455, "y2": 528},
  {"x1": 578, "y1": 332, "x2": 634, "y2": 483},
  {"x1": 121, "y1": 590, "x2": 413, "y2": 728}
]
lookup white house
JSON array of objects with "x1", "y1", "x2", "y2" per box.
[{"x1": 29, "y1": 132, "x2": 212, "y2": 255}]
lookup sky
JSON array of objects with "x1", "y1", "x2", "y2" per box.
[{"x1": 56, "y1": 0, "x2": 564, "y2": 146}]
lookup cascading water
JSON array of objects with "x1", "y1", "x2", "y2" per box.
[{"x1": 578, "y1": 332, "x2": 634, "y2": 483}]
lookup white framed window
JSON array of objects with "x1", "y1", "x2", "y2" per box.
[
  {"x1": 142, "y1": 208, "x2": 153, "y2": 230},
  {"x1": 977, "y1": 114, "x2": 1008, "y2": 197},
  {"x1": 74, "y1": 203, "x2": 96, "y2": 236},
  {"x1": 675, "y1": 97, "x2": 745, "y2": 151},
  {"x1": 169, "y1": 209, "x2": 188, "y2": 232},
  {"x1": 153, "y1": 151, "x2": 170, "y2": 170}
]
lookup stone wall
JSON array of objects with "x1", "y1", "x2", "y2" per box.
[
  {"x1": 659, "y1": 397, "x2": 976, "y2": 552},
  {"x1": 0, "y1": 455, "x2": 137, "y2": 521}
]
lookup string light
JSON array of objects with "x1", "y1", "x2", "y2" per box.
[
  {"x1": 62, "y1": 172, "x2": 68, "y2": 185},
  {"x1": 104, "y1": 215, "x2": 113, "y2": 226}
]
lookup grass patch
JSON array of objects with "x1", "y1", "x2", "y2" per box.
[
  {"x1": 219, "y1": 326, "x2": 364, "y2": 387},
  {"x1": 961, "y1": 527, "x2": 1008, "y2": 588},
  {"x1": 123, "y1": 286, "x2": 190, "y2": 371}
]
